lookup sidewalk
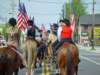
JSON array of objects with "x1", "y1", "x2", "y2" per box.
[{"x1": 77, "y1": 44, "x2": 100, "y2": 53}]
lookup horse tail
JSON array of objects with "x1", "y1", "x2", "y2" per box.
[
  {"x1": 27, "y1": 40, "x2": 37, "y2": 69},
  {"x1": 66, "y1": 46, "x2": 72, "y2": 75}
]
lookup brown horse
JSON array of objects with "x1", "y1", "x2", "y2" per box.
[
  {"x1": 56, "y1": 43, "x2": 79, "y2": 75},
  {"x1": 0, "y1": 45, "x2": 23, "y2": 75},
  {"x1": 22, "y1": 38, "x2": 37, "y2": 75},
  {"x1": 37, "y1": 41, "x2": 48, "y2": 62}
]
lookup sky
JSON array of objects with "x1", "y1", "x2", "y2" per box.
[{"x1": 0, "y1": 0, "x2": 100, "y2": 29}]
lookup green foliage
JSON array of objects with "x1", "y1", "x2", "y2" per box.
[
  {"x1": 65, "y1": 3, "x2": 70, "y2": 19},
  {"x1": 0, "y1": 23, "x2": 9, "y2": 40},
  {"x1": 65, "y1": 0, "x2": 86, "y2": 18},
  {"x1": 72, "y1": 0, "x2": 86, "y2": 17}
]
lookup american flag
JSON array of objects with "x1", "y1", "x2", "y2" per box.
[
  {"x1": 17, "y1": 2, "x2": 28, "y2": 31},
  {"x1": 70, "y1": 13, "x2": 76, "y2": 32}
]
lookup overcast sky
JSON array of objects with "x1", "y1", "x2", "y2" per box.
[{"x1": 0, "y1": 0, "x2": 100, "y2": 29}]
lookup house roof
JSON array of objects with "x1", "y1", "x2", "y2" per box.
[{"x1": 79, "y1": 14, "x2": 100, "y2": 25}]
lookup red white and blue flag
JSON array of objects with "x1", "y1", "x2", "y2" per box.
[{"x1": 17, "y1": 2, "x2": 28, "y2": 31}]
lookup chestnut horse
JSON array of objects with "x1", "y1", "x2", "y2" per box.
[
  {"x1": 56, "y1": 43, "x2": 79, "y2": 75},
  {"x1": 0, "y1": 45, "x2": 23, "y2": 75},
  {"x1": 22, "y1": 38, "x2": 37, "y2": 75}
]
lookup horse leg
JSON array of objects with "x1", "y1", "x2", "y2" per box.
[
  {"x1": 14, "y1": 69, "x2": 19, "y2": 75},
  {"x1": 6, "y1": 71, "x2": 13, "y2": 75},
  {"x1": 31, "y1": 68, "x2": 34, "y2": 75},
  {"x1": 59, "y1": 67, "x2": 66, "y2": 75},
  {"x1": 25, "y1": 68, "x2": 31, "y2": 75},
  {"x1": 75, "y1": 65, "x2": 78, "y2": 75},
  {"x1": 31, "y1": 61, "x2": 35, "y2": 75},
  {"x1": 71, "y1": 66, "x2": 77, "y2": 75}
]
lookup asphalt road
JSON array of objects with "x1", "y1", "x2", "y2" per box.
[{"x1": 79, "y1": 47, "x2": 100, "y2": 75}]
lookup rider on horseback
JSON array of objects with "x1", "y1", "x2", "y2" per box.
[
  {"x1": 55, "y1": 18, "x2": 75, "y2": 53},
  {"x1": 7, "y1": 17, "x2": 20, "y2": 47},
  {"x1": 49, "y1": 24, "x2": 59, "y2": 56},
  {"x1": 26, "y1": 19, "x2": 41, "y2": 40}
]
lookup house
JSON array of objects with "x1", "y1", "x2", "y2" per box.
[{"x1": 79, "y1": 14, "x2": 100, "y2": 46}]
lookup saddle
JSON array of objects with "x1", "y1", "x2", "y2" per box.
[
  {"x1": 56, "y1": 42, "x2": 75, "y2": 54},
  {"x1": 61, "y1": 42, "x2": 76, "y2": 49},
  {"x1": 62, "y1": 42, "x2": 73, "y2": 46}
]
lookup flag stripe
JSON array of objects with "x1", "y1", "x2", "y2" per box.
[{"x1": 17, "y1": 2, "x2": 28, "y2": 31}]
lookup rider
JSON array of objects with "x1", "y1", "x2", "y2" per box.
[
  {"x1": 26, "y1": 19, "x2": 41, "y2": 40},
  {"x1": 49, "y1": 24, "x2": 59, "y2": 55},
  {"x1": 55, "y1": 18, "x2": 75, "y2": 52},
  {"x1": 21, "y1": 19, "x2": 41, "y2": 68},
  {"x1": 7, "y1": 17, "x2": 20, "y2": 47}
]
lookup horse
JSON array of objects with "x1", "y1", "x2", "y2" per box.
[
  {"x1": 56, "y1": 43, "x2": 79, "y2": 75},
  {"x1": 22, "y1": 38, "x2": 37, "y2": 75},
  {"x1": 47, "y1": 32, "x2": 58, "y2": 62},
  {"x1": 0, "y1": 45, "x2": 23, "y2": 75},
  {"x1": 47, "y1": 32, "x2": 80, "y2": 75},
  {"x1": 37, "y1": 41, "x2": 48, "y2": 62}
]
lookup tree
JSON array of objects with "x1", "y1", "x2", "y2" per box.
[
  {"x1": 65, "y1": 0, "x2": 86, "y2": 18},
  {"x1": 72, "y1": 0, "x2": 86, "y2": 17},
  {"x1": 65, "y1": 0, "x2": 86, "y2": 43},
  {"x1": 65, "y1": 3, "x2": 70, "y2": 19}
]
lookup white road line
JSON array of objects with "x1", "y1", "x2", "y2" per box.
[
  {"x1": 80, "y1": 55, "x2": 100, "y2": 66},
  {"x1": 82, "y1": 53, "x2": 100, "y2": 56}
]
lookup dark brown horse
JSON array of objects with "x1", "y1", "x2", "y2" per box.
[
  {"x1": 37, "y1": 41, "x2": 48, "y2": 62},
  {"x1": 56, "y1": 43, "x2": 79, "y2": 75},
  {"x1": 0, "y1": 45, "x2": 23, "y2": 75}
]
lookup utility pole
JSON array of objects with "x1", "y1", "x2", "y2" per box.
[{"x1": 91, "y1": 0, "x2": 96, "y2": 50}]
